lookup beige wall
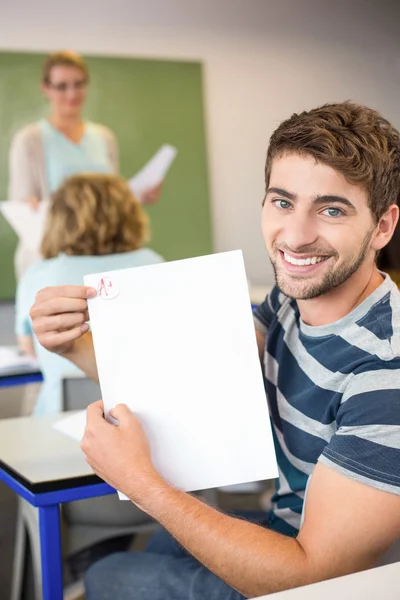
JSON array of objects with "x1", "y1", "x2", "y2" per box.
[{"x1": 1, "y1": 0, "x2": 399, "y2": 283}]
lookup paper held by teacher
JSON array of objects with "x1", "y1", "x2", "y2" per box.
[
  {"x1": 128, "y1": 144, "x2": 177, "y2": 198},
  {"x1": 0, "y1": 200, "x2": 50, "y2": 252},
  {"x1": 83, "y1": 250, "x2": 278, "y2": 495}
]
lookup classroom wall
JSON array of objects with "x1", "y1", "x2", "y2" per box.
[{"x1": 1, "y1": 0, "x2": 400, "y2": 284}]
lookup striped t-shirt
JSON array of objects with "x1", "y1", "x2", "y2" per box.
[{"x1": 254, "y1": 274, "x2": 400, "y2": 536}]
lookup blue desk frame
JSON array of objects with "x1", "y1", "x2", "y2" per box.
[
  {"x1": 0, "y1": 371, "x2": 43, "y2": 388},
  {"x1": 0, "y1": 466, "x2": 115, "y2": 600}
]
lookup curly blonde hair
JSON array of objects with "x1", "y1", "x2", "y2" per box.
[{"x1": 41, "y1": 174, "x2": 149, "y2": 259}]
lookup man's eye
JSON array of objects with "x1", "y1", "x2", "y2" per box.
[
  {"x1": 274, "y1": 199, "x2": 291, "y2": 210},
  {"x1": 322, "y1": 207, "x2": 343, "y2": 217}
]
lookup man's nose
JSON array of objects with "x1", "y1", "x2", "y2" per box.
[{"x1": 283, "y1": 213, "x2": 318, "y2": 251}]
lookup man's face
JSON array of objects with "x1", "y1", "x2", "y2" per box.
[{"x1": 262, "y1": 153, "x2": 377, "y2": 300}]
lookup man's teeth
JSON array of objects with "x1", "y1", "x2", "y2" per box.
[{"x1": 283, "y1": 252, "x2": 327, "y2": 266}]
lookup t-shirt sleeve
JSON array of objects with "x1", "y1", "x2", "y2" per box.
[
  {"x1": 319, "y1": 364, "x2": 400, "y2": 495},
  {"x1": 253, "y1": 285, "x2": 283, "y2": 335}
]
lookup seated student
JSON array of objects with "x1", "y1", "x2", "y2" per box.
[
  {"x1": 16, "y1": 173, "x2": 163, "y2": 416},
  {"x1": 30, "y1": 102, "x2": 400, "y2": 599}
]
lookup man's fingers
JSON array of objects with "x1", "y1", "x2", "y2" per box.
[
  {"x1": 87, "y1": 399, "x2": 105, "y2": 419},
  {"x1": 84, "y1": 400, "x2": 107, "y2": 437},
  {"x1": 35, "y1": 285, "x2": 96, "y2": 302},
  {"x1": 82, "y1": 401, "x2": 104, "y2": 453},
  {"x1": 33, "y1": 312, "x2": 88, "y2": 334},
  {"x1": 109, "y1": 403, "x2": 133, "y2": 423},
  {"x1": 39, "y1": 326, "x2": 88, "y2": 349},
  {"x1": 30, "y1": 297, "x2": 89, "y2": 321}
]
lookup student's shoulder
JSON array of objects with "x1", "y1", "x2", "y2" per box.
[
  {"x1": 17, "y1": 259, "x2": 60, "y2": 306},
  {"x1": 120, "y1": 248, "x2": 165, "y2": 268},
  {"x1": 261, "y1": 285, "x2": 294, "y2": 321},
  {"x1": 20, "y1": 257, "x2": 59, "y2": 284},
  {"x1": 253, "y1": 285, "x2": 294, "y2": 333},
  {"x1": 268, "y1": 285, "x2": 292, "y2": 311},
  {"x1": 138, "y1": 248, "x2": 165, "y2": 264}
]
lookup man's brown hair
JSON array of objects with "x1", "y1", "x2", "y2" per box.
[
  {"x1": 42, "y1": 50, "x2": 89, "y2": 84},
  {"x1": 41, "y1": 174, "x2": 148, "y2": 258},
  {"x1": 265, "y1": 102, "x2": 400, "y2": 222}
]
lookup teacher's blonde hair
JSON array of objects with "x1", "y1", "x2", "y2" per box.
[
  {"x1": 42, "y1": 50, "x2": 89, "y2": 84},
  {"x1": 41, "y1": 174, "x2": 149, "y2": 258}
]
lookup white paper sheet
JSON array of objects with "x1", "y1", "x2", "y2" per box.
[
  {"x1": 128, "y1": 144, "x2": 177, "y2": 198},
  {"x1": 0, "y1": 346, "x2": 40, "y2": 375},
  {"x1": 53, "y1": 410, "x2": 87, "y2": 442},
  {"x1": 84, "y1": 251, "x2": 278, "y2": 498},
  {"x1": 0, "y1": 200, "x2": 49, "y2": 253}
]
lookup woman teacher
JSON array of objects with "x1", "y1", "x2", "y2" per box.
[{"x1": 8, "y1": 50, "x2": 161, "y2": 275}]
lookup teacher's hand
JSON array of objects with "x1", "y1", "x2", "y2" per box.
[
  {"x1": 140, "y1": 181, "x2": 163, "y2": 205},
  {"x1": 30, "y1": 285, "x2": 95, "y2": 355},
  {"x1": 27, "y1": 197, "x2": 40, "y2": 211}
]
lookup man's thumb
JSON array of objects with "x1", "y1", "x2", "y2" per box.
[{"x1": 109, "y1": 403, "x2": 132, "y2": 424}]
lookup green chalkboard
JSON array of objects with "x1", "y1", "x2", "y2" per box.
[{"x1": 0, "y1": 52, "x2": 212, "y2": 300}]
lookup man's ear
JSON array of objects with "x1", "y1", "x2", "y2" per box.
[{"x1": 371, "y1": 204, "x2": 399, "y2": 252}]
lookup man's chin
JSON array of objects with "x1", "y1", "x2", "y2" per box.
[{"x1": 275, "y1": 274, "x2": 327, "y2": 300}]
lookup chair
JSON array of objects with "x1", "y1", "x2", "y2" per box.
[{"x1": 11, "y1": 374, "x2": 217, "y2": 600}]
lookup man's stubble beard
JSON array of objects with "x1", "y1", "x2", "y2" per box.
[{"x1": 270, "y1": 230, "x2": 374, "y2": 300}]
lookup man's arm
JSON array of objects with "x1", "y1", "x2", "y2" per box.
[
  {"x1": 62, "y1": 332, "x2": 98, "y2": 382},
  {"x1": 255, "y1": 328, "x2": 265, "y2": 361},
  {"x1": 145, "y1": 463, "x2": 400, "y2": 598},
  {"x1": 30, "y1": 285, "x2": 99, "y2": 382},
  {"x1": 253, "y1": 287, "x2": 281, "y2": 362},
  {"x1": 82, "y1": 403, "x2": 400, "y2": 599}
]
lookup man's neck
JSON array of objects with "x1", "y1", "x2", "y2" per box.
[{"x1": 297, "y1": 264, "x2": 384, "y2": 327}]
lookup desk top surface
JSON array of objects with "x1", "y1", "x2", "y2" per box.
[
  {"x1": 0, "y1": 412, "x2": 98, "y2": 492},
  {"x1": 252, "y1": 561, "x2": 400, "y2": 599},
  {"x1": 0, "y1": 345, "x2": 41, "y2": 379}
]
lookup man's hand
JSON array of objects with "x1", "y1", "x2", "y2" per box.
[
  {"x1": 81, "y1": 401, "x2": 164, "y2": 507},
  {"x1": 30, "y1": 285, "x2": 95, "y2": 355}
]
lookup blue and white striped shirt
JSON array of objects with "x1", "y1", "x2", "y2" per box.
[{"x1": 254, "y1": 274, "x2": 400, "y2": 535}]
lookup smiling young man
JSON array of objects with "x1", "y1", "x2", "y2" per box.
[{"x1": 30, "y1": 102, "x2": 400, "y2": 599}]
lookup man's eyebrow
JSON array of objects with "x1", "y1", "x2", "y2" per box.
[
  {"x1": 265, "y1": 189, "x2": 357, "y2": 211},
  {"x1": 266, "y1": 187, "x2": 297, "y2": 200},
  {"x1": 313, "y1": 195, "x2": 356, "y2": 210}
]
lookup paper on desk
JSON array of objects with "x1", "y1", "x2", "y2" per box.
[
  {"x1": 0, "y1": 346, "x2": 39, "y2": 375},
  {"x1": 128, "y1": 144, "x2": 177, "y2": 198},
  {"x1": 0, "y1": 200, "x2": 49, "y2": 253},
  {"x1": 84, "y1": 251, "x2": 278, "y2": 500},
  {"x1": 53, "y1": 410, "x2": 86, "y2": 442}
]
